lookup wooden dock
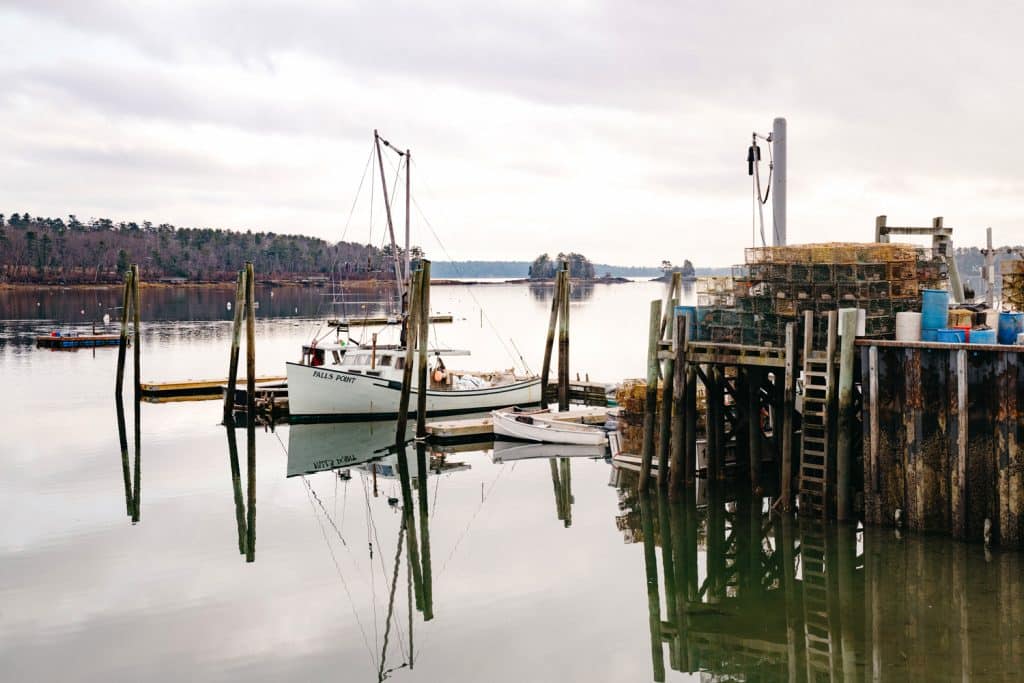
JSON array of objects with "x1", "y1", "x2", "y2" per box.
[
  {"x1": 139, "y1": 376, "x2": 286, "y2": 399},
  {"x1": 36, "y1": 334, "x2": 124, "y2": 349},
  {"x1": 542, "y1": 380, "x2": 609, "y2": 406}
]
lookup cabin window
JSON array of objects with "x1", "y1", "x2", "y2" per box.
[
  {"x1": 332, "y1": 350, "x2": 342, "y2": 364},
  {"x1": 379, "y1": 355, "x2": 392, "y2": 366},
  {"x1": 394, "y1": 357, "x2": 405, "y2": 370},
  {"x1": 358, "y1": 355, "x2": 371, "y2": 366}
]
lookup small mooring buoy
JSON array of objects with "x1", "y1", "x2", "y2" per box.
[
  {"x1": 894, "y1": 508, "x2": 903, "y2": 528},
  {"x1": 984, "y1": 518, "x2": 992, "y2": 547}
]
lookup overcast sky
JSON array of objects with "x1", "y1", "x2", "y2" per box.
[{"x1": 1, "y1": 1, "x2": 1020, "y2": 266}]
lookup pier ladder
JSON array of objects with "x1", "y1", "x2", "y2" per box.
[{"x1": 798, "y1": 348, "x2": 833, "y2": 518}]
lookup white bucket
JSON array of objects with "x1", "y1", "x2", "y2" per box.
[
  {"x1": 837, "y1": 308, "x2": 867, "y2": 337},
  {"x1": 1018, "y1": 332, "x2": 1024, "y2": 345},
  {"x1": 986, "y1": 310, "x2": 1000, "y2": 329},
  {"x1": 896, "y1": 312, "x2": 922, "y2": 341}
]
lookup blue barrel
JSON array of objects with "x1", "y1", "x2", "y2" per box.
[
  {"x1": 971, "y1": 328, "x2": 997, "y2": 345},
  {"x1": 920, "y1": 329, "x2": 939, "y2": 342},
  {"x1": 920, "y1": 289, "x2": 949, "y2": 331},
  {"x1": 998, "y1": 312, "x2": 1022, "y2": 344},
  {"x1": 675, "y1": 305, "x2": 699, "y2": 342},
  {"x1": 936, "y1": 328, "x2": 965, "y2": 343}
]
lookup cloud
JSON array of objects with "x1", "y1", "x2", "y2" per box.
[{"x1": 0, "y1": 1, "x2": 1022, "y2": 265}]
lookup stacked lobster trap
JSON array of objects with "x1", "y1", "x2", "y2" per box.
[
  {"x1": 1001, "y1": 259, "x2": 1024, "y2": 310},
  {"x1": 698, "y1": 242, "x2": 946, "y2": 347}
]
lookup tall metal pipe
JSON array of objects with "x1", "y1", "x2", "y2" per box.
[{"x1": 772, "y1": 117, "x2": 787, "y2": 246}]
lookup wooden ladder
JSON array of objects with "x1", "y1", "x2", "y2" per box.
[{"x1": 798, "y1": 350, "x2": 831, "y2": 517}]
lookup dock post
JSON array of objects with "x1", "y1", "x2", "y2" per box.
[
  {"x1": 416, "y1": 260, "x2": 431, "y2": 439},
  {"x1": 639, "y1": 299, "x2": 663, "y2": 491},
  {"x1": 224, "y1": 268, "x2": 246, "y2": 424},
  {"x1": 836, "y1": 309, "x2": 857, "y2": 521},
  {"x1": 540, "y1": 268, "x2": 562, "y2": 409},
  {"x1": 747, "y1": 368, "x2": 762, "y2": 494},
  {"x1": 558, "y1": 263, "x2": 570, "y2": 411},
  {"x1": 115, "y1": 271, "x2": 133, "y2": 398},
  {"x1": 669, "y1": 312, "x2": 691, "y2": 495},
  {"x1": 684, "y1": 363, "x2": 698, "y2": 489},
  {"x1": 131, "y1": 264, "x2": 141, "y2": 404},
  {"x1": 781, "y1": 322, "x2": 796, "y2": 510},
  {"x1": 396, "y1": 268, "x2": 422, "y2": 444},
  {"x1": 707, "y1": 367, "x2": 724, "y2": 481},
  {"x1": 658, "y1": 298, "x2": 677, "y2": 489},
  {"x1": 244, "y1": 261, "x2": 255, "y2": 561}
]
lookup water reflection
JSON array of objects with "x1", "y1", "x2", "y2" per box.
[
  {"x1": 0, "y1": 284, "x2": 391, "y2": 325},
  {"x1": 224, "y1": 424, "x2": 256, "y2": 561},
  {"x1": 528, "y1": 280, "x2": 594, "y2": 303},
  {"x1": 114, "y1": 393, "x2": 140, "y2": 523},
  {"x1": 619, "y1": 479, "x2": 1024, "y2": 681}
]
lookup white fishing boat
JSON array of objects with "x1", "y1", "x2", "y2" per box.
[
  {"x1": 287, "y1": 131, "x2": 542, "y2": 422},
  {"x1": 491, "y1": 408, "x2": 609, "y2": 446}
]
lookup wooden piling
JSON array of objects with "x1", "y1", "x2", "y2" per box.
[
  {"x1": 224, "y1": 269, "x2": 246, "y2": 424},
  {"x1": 669, "y1": 312, "x2": 690, "y2": 494},
  {"x1": 558, "y1": 264, "x2": 570, "y2": 411},
  {"x1": 416, "y1": 260, "x2": 431, "y2": 439},
  {"x1": 540, "y1": 269, "x2": 562, "y2": 410},
  {"x1": 684, "y1": 364, "x2": 698, "y2": 488},
  {"x1": 639, "y1": 299, "x2": 663, "y2": 491},
  {"x1": 244, "y1": 262, "x2": 255, "y2": 562},
  {"x1": 953, "y1": 348, "x2": 967, "y2": 539},
  {"x1": 707, "y1": 366, "x2": 724, "y2": 481},
  {"x1": 115, "y1": 271, "x2": 132, "y2": 398},
  {"x1": 781, "y1": 322, "x2": 796, "y2": 511},
  {"x1": 396, "y1": 268, "x2": 422, "y2": 444},
  {"x1": 657, "y1": 298, "x2": 677, "y2": 488},
  {"x1": 836, "y1": 309, "x2": 857, "y2": 521},
  {"x1": 747, "y1": 368, "x2": 762, "y2": 493},
  {"x1": 131, "y1": 264, "x2": 141, "y2": 403}
]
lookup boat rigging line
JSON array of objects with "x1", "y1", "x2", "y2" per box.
[{"x1": 407, "y1": 157, "x2": 522, "y2": 372}]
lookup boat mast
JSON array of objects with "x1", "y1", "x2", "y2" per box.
[
  {"x1": 374, "y1": 129, "x2": 407, "y2": 314},
  {"x1": 405, "y1": 148, "x2": 411, "y2": 283}
]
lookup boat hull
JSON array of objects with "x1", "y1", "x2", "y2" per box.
[
  {"x1": 286, "y1": 362, "x2": 542, "y2": 421},
  {"x1": 492, "y1": 410, "x2": 609, "y2": 446}
]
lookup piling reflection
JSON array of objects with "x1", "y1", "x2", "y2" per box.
[
  {"x1": 620, "y1": 479, "x2": 1024, "y2": 681},
  {"x1": 528, "y1": 280, "x2": 594, "y2": 303},
  {"x1": 224, "y1": 424, "x2": 256, "y2": 561},
  {"x1": 114, "y1": 392, "x2": 140, "y2": 523}
]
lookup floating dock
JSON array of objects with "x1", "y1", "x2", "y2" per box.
[
  {"x1": 36, "y1": 334, "x2": 124, "y2": 348},
  {"x1": 140, "y1": 376, "x2": 287, "y2": 399}
]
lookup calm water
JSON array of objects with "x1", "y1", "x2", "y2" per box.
[{"x1": 2, "y1": 281, "x2": 1023, "y2": 681}]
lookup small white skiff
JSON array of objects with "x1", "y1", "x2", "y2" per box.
[{"x1": 491, "y1": 408, "x2": 608, "y2": 446}]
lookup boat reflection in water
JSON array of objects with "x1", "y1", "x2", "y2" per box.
[
  {"x1": 615, "y1": 469, "x2": 1024, "y2": 681},
  {"x1": 286, "y1": 422, "x2": 448, "y2": 679}
]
